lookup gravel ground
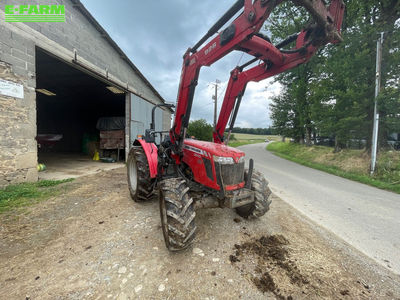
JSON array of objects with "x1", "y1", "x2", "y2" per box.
[
  {"x1": 1, "y1": 167, "x2": 399, "y2": 299},
  {"x1": 240, "y1": 142, "x2": 400, "y2": 274}
]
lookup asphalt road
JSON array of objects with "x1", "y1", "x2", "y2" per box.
[{"x1": 240, "y1": 142, "x2": 400, "y2": 275}]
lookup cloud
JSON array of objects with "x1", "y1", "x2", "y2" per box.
[
  {"x1": 81, "y1": 0, "x2": 282, "y2": 128},
  {"x1": 234, "y1": 80, "x2": 282, "y2": 128}
]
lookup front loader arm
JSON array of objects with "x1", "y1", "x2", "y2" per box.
[
  {"x1": 171, "y1": 0, "x2": 345, "y2": 152},
  {"x1": 214, "y1": 0, "x2": 345, "y2": 144},
  {"x1": 171, "y1": 0, "x2": 284, "y2": 150},
  {"x1": 214, "y1": 53, "x2": 316, "y2": 144}
]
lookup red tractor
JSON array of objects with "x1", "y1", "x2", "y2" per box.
[{"x1": 127, "y1": 0, "x2": 345, "y2": 251}]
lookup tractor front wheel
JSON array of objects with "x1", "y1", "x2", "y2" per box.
[
  {"x1": 159, "y1": 178, "x2": 196, "y2": 251},
  {"x1": 236, "y1": 170, "x2": 272, "y2": 218},
  {"x1": 127, "y1": 146, "x2": 153, "y2": 202}
]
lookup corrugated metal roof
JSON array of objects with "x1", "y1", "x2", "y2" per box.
[{"x1": 70, "y1": 0, "x2": 169, "y2": 109}]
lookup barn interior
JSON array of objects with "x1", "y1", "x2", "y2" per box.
[{"x1": 35, "y1": 48, "x2": 126, "y2": 179}]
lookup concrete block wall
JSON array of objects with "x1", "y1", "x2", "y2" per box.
[
  {"x1": 0, "y1": 25, "x2": 36, "y2": 85},
  {"x1": 0, "y1": 62, "x2": 38, "y2": 187},
  {"x1": 163, "y1": 109, "x2": 172, "y2": 132}
]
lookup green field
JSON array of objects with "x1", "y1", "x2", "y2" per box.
[{"x1": 228, "y1": 133, "x2": 280, "y2": 147}]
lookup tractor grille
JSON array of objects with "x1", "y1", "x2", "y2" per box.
[{"x1": 216, "y1": 161, "x2": 245, "y2": 186}]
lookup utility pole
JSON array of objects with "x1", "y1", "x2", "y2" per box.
[
  {"x1": 370, "y1": 32, "x2": 384, "y2": 175},
  {"x1": 211, "y1": 79, "x2": 221, "y2": 129}
]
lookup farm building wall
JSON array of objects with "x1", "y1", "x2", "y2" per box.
[{"x1": 0, "y1": 1, "x2": 171, "y2": 187}]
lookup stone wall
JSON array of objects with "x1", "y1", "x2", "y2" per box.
[{"x1": 0, "y1": 62, "x2": 37, "y2": 187}]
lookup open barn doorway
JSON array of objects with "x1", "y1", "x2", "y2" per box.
[{"x1": 35, "y1": 48, "x2": 127, "y2": 180}]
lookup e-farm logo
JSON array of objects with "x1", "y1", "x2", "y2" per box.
[{"x1": 5, "y1": 4, "x2": 65, "y2": 22}]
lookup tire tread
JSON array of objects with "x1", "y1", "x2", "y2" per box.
[{"x1": 159, "y1": 178, "x2": 197, "y2": 251}]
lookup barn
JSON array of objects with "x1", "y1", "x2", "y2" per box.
[{"x1": 0, "y1": 1, "x2": 172, "y2": 186}]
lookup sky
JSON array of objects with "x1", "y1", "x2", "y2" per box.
[{"x1": 81, "y1": 0, "x2": 282, "y2": 128}]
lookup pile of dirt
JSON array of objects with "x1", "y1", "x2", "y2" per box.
[
  {"x1": 231, "y1": 234, "x2": 307, "y2": 299},
  {"x1": 230, "y1": 234, "x2": 373, "y2": 299}
]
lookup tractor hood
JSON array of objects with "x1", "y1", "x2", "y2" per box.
[{"x1": 183, "y1": 139, "x2": 244, "y2": 161}]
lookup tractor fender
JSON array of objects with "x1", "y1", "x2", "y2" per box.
[{"x1": 133, "y1": 139, "x2": 158, "y2": 178}]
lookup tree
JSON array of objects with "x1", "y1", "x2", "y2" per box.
[
  {"x1": 270, "y1": 89, "x2": 297, "y2": 139},
  {"x1": 267, "y1": 1, "x2": 318, "y2": 145},
  {"x1": 317, "y1": 0, "x2": 400, "y2": 150},
  {"x1": 268, "y1": 0, "x2": 400, "y2": 151},
  {"x1": 187, "y1": 119, "x2": 213, "y2": 141},
  {"x1": 230, "y1": 127, "x2": 275, "y2": 135}
]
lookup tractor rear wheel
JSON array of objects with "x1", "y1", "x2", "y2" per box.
[
  {"x1": 236, "y1": 169, "x2": 272, "y2": 218},
  {"x1": 127, "y1": 146, "x2": 153, "y2": 202},
  {"x1": 159, "y1": 178, "x2": 196, "y2": 251}
]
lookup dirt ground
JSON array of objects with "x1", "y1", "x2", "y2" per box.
[
  {"x1": 38, "y1": 153, "x2": 124, "y2": 181},
  {"x1": 1, "y1": 167, "x2": 400, "y2": 299}
]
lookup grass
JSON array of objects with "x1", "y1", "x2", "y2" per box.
[
  {"x1": 267, "y1": 142, "x2": 400, "y2": 194},
  {"x1": 228, "y1": 133, "x2": 280, "y2": 147},
  {"x1": 0, "y1": 178, "x2": 74, "y2": 213}
]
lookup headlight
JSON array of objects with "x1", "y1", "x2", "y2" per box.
[
  {"x1": 238, "y1": 156, "x2": 245, "y2": 163},
  {"x1": 213, "y1": 156, "x2": 234, "y2": 164}
]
